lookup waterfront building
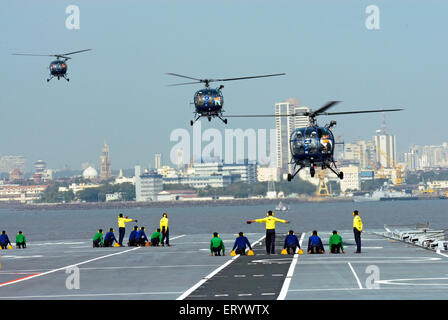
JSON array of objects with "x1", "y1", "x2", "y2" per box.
[
  {"x1": 135, "y1": 165, "x2": 163, "y2": 202},
  {"x1": 339, "y1": 166, "x2": 360, "y2": 192},
  {"x1": 155, "y1": 153, "x2": 162, "y2": 169},
  {"x1": 82, "y1": 166, "x2": 98, "y2": 180},
  {"x1": 0, "y1": 185, "x2": 47, "y2": 203},
  {"x1": 257, "y1": 167, "x2": 281, "y2": 182}
]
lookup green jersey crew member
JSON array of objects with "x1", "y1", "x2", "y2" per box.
[
  {"x1": 118, "y1": 213, "x2": 137, "y2": 247},
  {"x1": 16, "y1": 231, "x2": 27, "y2": 249},
  {"x1": 151, "y1": 228, "x2": 162, "y2": 246},
  {"x1": 247, "y1": 210, "x2": 289, "y2": 255},
  {"x1": 93, "y1": 229, "x2": 104, "y2": 248},
  {"x1": 329, "y1": 230, "x2": 344, "y2": 254},
  {"x1": 210, "y1": 232, "x2": 225, "y2": 256}
]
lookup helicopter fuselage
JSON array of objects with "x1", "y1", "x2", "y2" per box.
[
  {"x1": 49, "y1": 60, "x2": 68, "y2": 77},
  {"x1": 193, "y1": 88, "x2": 224, "y2": 114},
  {"x1": 289, "y1": 125, "x2": 335, "y2": 167}
]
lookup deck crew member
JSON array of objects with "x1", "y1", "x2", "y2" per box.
[
  {"x1": 150, "y1": 228, "x2": 162, "y2": 246},
  {"x1": 92, "y1": 229, "x2": 104, "y2": 248},
  {"x1": 117, "y1": 213, "x2": 137, "y2": 247},
  {"x1": 103, "y1": 228, "x2": 118, "y2": 247},
  {"x1": 247, "y1": 210, "x2": 289, "y2": 255},
  {"x1": 128, "y1": 226, "x2": 139, "y2": 247},
  {"x1": 307, "y1": 230, "x2": 325, "y2": 254},
  {"x1": 283, "y1": 230, "x2": 300, "y2": 254},
  {"x1": 329, "y1": 230, "x2": 344, "y2": 254},
  {"x1": 136, "y1": 227, "x2": 149, "y2": 246},
  {"x1": 0, "y1": 231, "x2": 11, "y2": 250},
  {"x1": 353, "y1": 210, "x2": 363, "y2": 253},
  {"x1": 160, "y1": 213, "x2": 170, "y2": 246},
  {"x1": 232, "y1": 232, "x2": 252, "y2": 255},
  {"x1": 210, "y1": 232, "x2": 225, "y2": 256},
  {"x1": 16, "y1": 231, "x2": 27, "y2": 249}
]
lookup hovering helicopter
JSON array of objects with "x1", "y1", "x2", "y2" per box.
[
  {"x1": 12, "y1": 49, "x2": 92, "y2": 82},
  {"x1": 166, "y1": 72, "x2": 285, "y2": 126},
  {"x1": 226, "y1": 101, "x2": 403, "y2": 181}
]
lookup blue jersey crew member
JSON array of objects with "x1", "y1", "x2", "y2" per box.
[
  {"x1": 247, "y1": 210, "x2": 289, "y2": 255},
  {"x1": 284, "y1": 230, "x2": 300, "y2": 254},
  {"x1": 104, "y1": 228, "x2": 118, "y2": 247},
  {"x1": 232, "y1": 232, "x2": 252, "y2": 255},
  {"x1": 307, "y1": 230, "x2": 325, "y2": 254}
]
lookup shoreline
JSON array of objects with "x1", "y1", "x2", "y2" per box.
[
  {"x1": 0, "y1": 195, "x2": 444, "y2": 211},
  {"x1": 1, "y1": 197, "x2": 353, "y2": 211}
]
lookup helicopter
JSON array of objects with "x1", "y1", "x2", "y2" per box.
[
  {"x1": 12, "y1": 49, "x2": 92, "y2": 82},
  {"x1": 226, "y1": 101, "x2": 403, "y2": 181},
  {"x1": 166, "y1": 72, "x2": 285, "y2": 126}
]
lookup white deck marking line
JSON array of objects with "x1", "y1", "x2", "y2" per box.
[
  {"x1": 176, "y1": 234, "x2": 266, "y2": 300},
  {"x1": 253, "y1": 274, "x2": 264, "y2": 277},
  {"x1": 277, "y1": 232, "x2": 305, "y2": 300},
  {"x1": 0, "y1": 247, "x2": 140, "y2": 288},
  {"x1": 436, "y1": 251, "x2": 448, "y2": 258},
  {"x1": 0, "y1": 291, "x2": 184, "y2": 299},
  {"x1": 234, "y1": 275, "x2": 246, "y2": 277},
  {"x1": 238, "y1": 293, "x2": 253, "y2": 296},
  {"x1": 348, "y1": 262, "x2": 363, "y2": 289},
  {"x1": 261, "y1": 293, "x2": 276, "y2": 295},
  {"x1": 0, "y1": 234, "x2": 187, "y2": 288},
  {"x1": 272, "y1": 274, "x2": 284, "y2": 277},
  {"x1": 214, "y1": 294, "x2": 229, "y2": 297}
]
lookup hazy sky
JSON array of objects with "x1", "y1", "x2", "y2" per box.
[{"x1": 1, "y1": 0, "x2": 447, "y2": 171}]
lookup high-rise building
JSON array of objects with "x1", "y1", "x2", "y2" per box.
[
  {"x1": 294, "y1": 106, "x2": 310, "y2": 129},
  {"x1": 154, "y1": 153, "x2": 162, "y2": 169},
  {"x1": 374, "y1": 113, "x2": 396, "y2": 169},
  {"x1": 99, "y1": 141, "x2": 112, "y2": 181},
  {"x1": 275, "y1": 99, "x2": 296, "y2": 174},
  {"x1": 0, "y1": 155, "x2": 26, "y2": 174}
]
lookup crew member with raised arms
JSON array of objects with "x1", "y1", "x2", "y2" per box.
[
  {"x1": 117, "y1": 213, "x2": 137, "y2": 247},
  {"x1": 247, "y1": 210, "x2": 290, "y2": 255}
]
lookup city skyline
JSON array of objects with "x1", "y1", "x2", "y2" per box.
[{"x1": 0, "y1": 1, "x2": 447, "y2": 169}]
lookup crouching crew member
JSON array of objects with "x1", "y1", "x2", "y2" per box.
[
  {"x1": 329, "y1": 230, "x2": 344, "y2": 254},
  {"x1": 104, "y1": 228, "x2": 118, "y2": 247},
  {"x1": 16, "y1": 231, "x2": 27, "y2": 249},
  {"x1": 210, "y1": 232, "x2": 225, "y2": 256},
  {"x1": 128, "y1": 226, "x2": 139, "y2": 247},
  {"x1": 0, "y1": 231, "x2": 11, "y2": 249},
  {"x1": 150, "y1": 228, "x2": 162, "y2": 246},
  {"x1": 137, "y1": 227, "x2": 149, "y2": 246},
  {"x1": 232, "y1": 232, "x2": 252, "y2": 256},
  {"x1": 93, "y1": 229, "x2": 104, "y2": 248},
  {"x1": 307, "y1": 230, "x2": 325, "y2": 254},
  {"x1": 284, "y1": 230, "x2": 300, "y2": 254}
]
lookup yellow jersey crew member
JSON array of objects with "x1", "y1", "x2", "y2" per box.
[
  {"x1": 353, "y1": 210, "x2": 363, "y2": 253},
  {"x1": 160, "y1": 213, "x2": 170, "y2": 247},
  {"x1": 247, "y1": 210, "x2": 289, "y2": 255},
  {"x1": 118, "y1": 213, "x2": 137, "y2": 247}
]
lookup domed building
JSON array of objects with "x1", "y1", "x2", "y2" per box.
[{"x1": 82, "y1": 166, "x2": 98, "y2": 180}]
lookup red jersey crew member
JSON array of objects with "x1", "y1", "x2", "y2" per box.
[{"x1": 247, "y1": 210, "x2": 290, "y2": 255}]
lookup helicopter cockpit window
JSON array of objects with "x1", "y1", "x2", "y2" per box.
[{"x1": 319, "y1": 128, "x2": 333, "y2": 153}]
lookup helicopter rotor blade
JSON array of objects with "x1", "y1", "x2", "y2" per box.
[
  {"x1": 211, "y1": 73, "x2": 286, "y2": 83},
  {"x1": 60, "y1": 49, "x2": 92, "y2": 56},
  {"x1": 226, "y1": 114, "x2": 295, "y2": 118},
  {"x1": 12, "y1": 53, "x2": 54, "y2": 57},
  {"x1": 166, "y1": 73, "x2": 202, "y2": 81},
  {"x1": 310, "y1": 101, "x2": 341, "y2": 117},
  {"x1": 166, "y1": 81, "x2": 204, "y2": 87},
  {"x1": 322, "y1": 108, "x2": 403, "y2": 116}
]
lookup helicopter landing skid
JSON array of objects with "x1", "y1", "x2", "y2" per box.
[
  {"x1": 287, "y1": 165, "x2": 304, "y2": 181},
  {"x1": 326, "y1": 162, "x2": 344, "y2": 180},
  {"x1": 46, "y1": 75, "x2": 69, "y2": 82},
  {"x1": 190, "y1": 114, "x2": 228, "y2": 126}
]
